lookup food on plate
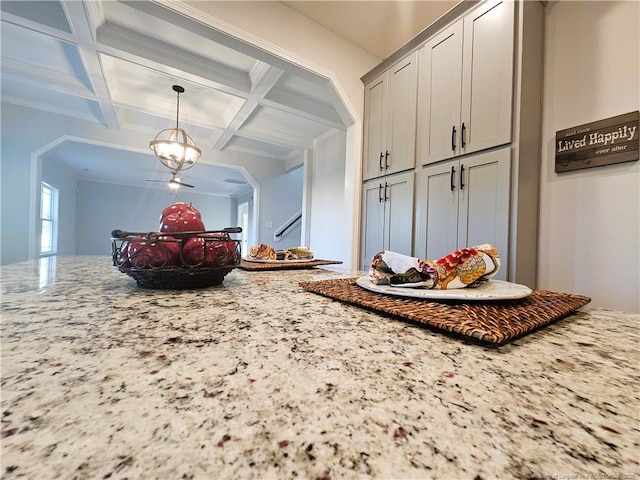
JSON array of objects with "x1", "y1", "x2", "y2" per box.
[
  {"x1": 246, "y1": 244, "x2": 314, "y2": 261},
  {"x1": 284, "y1": 246, "x2": 314, "y2": 260},
  {"x1": 249, "y1": 244, "x2": 276, "y2": 260},
  {"x1": 369, "y1": 244, "x2": 500, "y2": 289}
]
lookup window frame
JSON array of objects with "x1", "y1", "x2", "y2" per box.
[{"x1": 39, "y1": 181, "x2": 58, "y2": 256}]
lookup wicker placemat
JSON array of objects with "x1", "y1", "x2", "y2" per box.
[
  {"x1": 239, "y1": 259, "x2": 343, "y2": 271},
  {"x1": 299, "y1": 277, "x2": 591, "y2": 345}
]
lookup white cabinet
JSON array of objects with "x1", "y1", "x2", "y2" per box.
[
  {"x1": 363, "y1": 52, "x2": 418, "y2": 180},
  {"x1": 360, "y1": 0, "x2": 544, "y2": 285},
  {"x1": 414, "y1": 147, "x2": 511, "y2": 280},
  {"x1": 361, "y1": 171, "x2": 414, "y2": 269},
  {"x1": 417, "y1": 0, "x2": 514, "y2": 165}
]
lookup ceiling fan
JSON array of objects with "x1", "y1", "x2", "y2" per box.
[{"x1": 146, "y1": 171, "x2": 195, "y2": 189}]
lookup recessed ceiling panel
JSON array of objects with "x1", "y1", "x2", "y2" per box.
[
  {"x1": 1, "y1": 0, "x2": 71, "y2": 33},
  {"x1": 45, "y1": 140, "x2": 252, "y2": 197},
  {"x1": 243, "y1": 105, "x2": 330, "y2": 141},
  {"x1": 1, "y1": 78, "x2": 102, "y2": 122},
  {"x1": 225, "y1": 135, "x2": 297, "y2": 160},
  {"x1": 271, "y1": 73, "x2": 335, "y2": 109},
  {"x1": 100, "y1": 54, "x2": 246, "y2": 129},
  {"x1": 1, "y1": 22, "x2": 90, "y2": 91},
  {"x1": 102, "y1": 1, "x2": 258, "y2": 74}
]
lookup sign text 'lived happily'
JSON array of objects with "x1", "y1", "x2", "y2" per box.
[{"x1": 555, "y1": 111, "x2": 639, "y2": 173}]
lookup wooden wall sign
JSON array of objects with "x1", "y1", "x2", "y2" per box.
[{"x1": 555, "y1": 110, "x2": 639, "y2": 173}]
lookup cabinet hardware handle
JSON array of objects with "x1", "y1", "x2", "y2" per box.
[
  {"x1": 451, "y1": 126, "x2": 457, "y2": 151},
  {"x1": 461, "y1": 122, "x2": 466, "y2": 148},
  {"x1": 460, "y1": 164, "x2": 465, "y2": 189},
  {"x1": 378, "y1": 183, "x2": 383, "y2": 202},
  {"x1": 385, "y1": 150, "x2": 390, "y2": 169},
  {"x1": 384, "y1": 182, "x2": 389, "y2": 202},
  {"x1": 450, "y1": 166, "x2": 456, "y2": 191},
  {"x1": 379, "y1": 152, "x2": 384, "y2": 171}
]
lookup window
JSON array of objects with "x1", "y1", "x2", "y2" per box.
[{"x1": 40, "y1": 182, "x2": 58, "y2": 256}]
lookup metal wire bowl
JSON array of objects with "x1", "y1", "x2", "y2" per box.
[{"x1": 111, "y1": 227, "x2": 241, "y2": 289}]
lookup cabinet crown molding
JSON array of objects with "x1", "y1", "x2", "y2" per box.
[{"x1": 361, "y1": 0, "x2": 481, "y2": 84}]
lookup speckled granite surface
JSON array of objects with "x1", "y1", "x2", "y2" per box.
[{"x1": 1, "y1": 256, "x2": 639, "y2": 479}]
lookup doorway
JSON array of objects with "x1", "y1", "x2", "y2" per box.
[{"x1": 237, "y1": 201, "x2": 250, "y2": 256}]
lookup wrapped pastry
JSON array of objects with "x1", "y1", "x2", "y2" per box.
[
  {"x1": 249, "y1": 243, "x2": 276, "y2": 260},
  {"x1": 369, "y1": 244, "x2": 500, "y2": 289}
]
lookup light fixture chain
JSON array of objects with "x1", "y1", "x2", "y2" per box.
[{"x1": 175, "y1": 90, "x2": 180, "y2": 128}]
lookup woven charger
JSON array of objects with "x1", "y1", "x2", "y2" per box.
[
  {"x1": 299, "y1": 278, "x2": 591, "y2": 345},
  {"x1": 240, "y1": 259, "x2": 342, "y2": 271}
]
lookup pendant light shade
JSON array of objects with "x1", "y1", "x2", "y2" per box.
[{"x1": 149, "y1": 85, "x2": 201, "y2": 173}]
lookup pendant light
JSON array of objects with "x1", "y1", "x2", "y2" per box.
[{"x1": 149, "y1": 85, "x2": 201, "y2": 174}]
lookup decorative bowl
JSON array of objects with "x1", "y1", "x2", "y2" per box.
[{"x1": 111, "y1": 228, "x2": 241, "y2": 289}]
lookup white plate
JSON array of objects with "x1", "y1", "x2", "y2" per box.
[
  {"x1": 355, "y1": 276, "x2": 532, "y2": 301},
  {"x1": 242, "y1": 256, "x2": 315, "y2": 263}
]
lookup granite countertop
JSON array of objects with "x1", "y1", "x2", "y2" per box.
[{"x1": 1, "y1": 256, "x2": 639, "y2": 479}]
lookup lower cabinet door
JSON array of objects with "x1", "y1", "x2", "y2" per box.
[
  {"x1": 361, "y1": 179, "x2": 386, "y2": 269},
  {"x1": 384, "y1": 171, "x2": 415, "y2": 256},
  {"x1": 415, "y1": 147, "x2": 510, "y2": 278},
  {"x1": 361, "y1": 171, "x2": 415, "y2": 269},
  {"x1": 415, "y1": 161, "x2": 460, "y2": 261},
  {"x1": 457, "y1": 147, "x2": 511, "y2": 280}
]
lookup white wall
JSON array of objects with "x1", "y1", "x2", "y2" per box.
[
  {"x1": 259, "y1": 166, "x2": 303, "y2": 249},
  {"x1": 75, "y1": 180, "x2": 233, "y2": 255},
  {"x1": 309, "y1": 131, "x2": 347, "y2": 264},
  {"x1": 539, "y1": 1, "x2": 639, "y2": 313}
]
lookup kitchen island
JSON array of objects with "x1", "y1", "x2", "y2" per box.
[{"x1": 1, "y1": 256, "x2": 638, "y2": 479}]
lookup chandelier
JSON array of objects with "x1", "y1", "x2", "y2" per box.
[{"x1": 149, "y1": 85, "x2": 201, "y2": 174}]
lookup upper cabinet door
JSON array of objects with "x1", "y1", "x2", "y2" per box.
[
  {"x1": 363, "y1": 53, "x2": 418, "y2": 180},
  {"x1": 363, "y1": 73, "x2": 388, "y2": 180},
  {"x1": 460, "y1": 0, "x2": 515, "y2": 155},
  {"x1": 386, "y1": 52, "x2": 418, "y2": 176},
  {"x1": 417, "y1": 21, "x2": 464, "y2": 166}
]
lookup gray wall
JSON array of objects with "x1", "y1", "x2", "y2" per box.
[{"x1": 76, "y1": 180, "x2": 233, "y2": 255}]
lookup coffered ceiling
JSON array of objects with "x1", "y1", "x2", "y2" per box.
[
  {"x1": 0, "y1": 0, "x2": 348, "y2": 195},
  {"x1": 0, "y1": 0, "x2": 457, "y2": 196}
]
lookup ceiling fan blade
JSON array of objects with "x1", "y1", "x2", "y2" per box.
[
  {"x1": 146, "y1": 179, "x2": 167, "y2": 183},
  {"x1": 170, "y1": 178, "x2": 195, "y2": 188}
]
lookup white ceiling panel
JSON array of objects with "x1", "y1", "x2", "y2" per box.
[
  {"x1": 271, "y1": 73, "x2": 334, "y2": 108},
  {"x1": 46, "y1": 141, "x2": 252, "y2": 197},
  {"x1": 0, "y1": 0, "x2": 71, "y2": 33},
  {"x1": 243, "y1": 105, "x2": 329, "y2": 143},
  {"x1": 1, "y1": 77, "x2": 102, "y2": 120},
  {"x1": 99, "y1": 55, "x2": 246, "y2": 129},
  {"x1": 225, "y1": 135, "x2": 297, "y2": 160},
  {"x1": 101, "y1": 1, "x2": 259, "y2": 75}
]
